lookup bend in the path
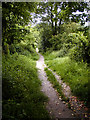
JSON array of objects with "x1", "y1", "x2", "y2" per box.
[{"x1": 36, "y1": 53, "x2": 75, "y2": 119}]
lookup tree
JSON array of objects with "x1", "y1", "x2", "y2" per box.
[
  {"x1": 35, "y1": 2, "x2": 88, "y2": 35},
  {"x1": 2, "y1": 2, "x2": 37, "y2": 53}
]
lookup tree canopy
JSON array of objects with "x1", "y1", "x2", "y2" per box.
[
  {"x1": 2, "y1": 2, "x2": 36, "y2": 46},
  {"x1": 35, "y1": 2, "x2": 88, "y2": 35}
]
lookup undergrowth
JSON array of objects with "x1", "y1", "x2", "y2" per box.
[
  {"x1": 2, "y1": 44, "x2": 50, "y2": 119},
  {"x1": 44, "y1": 52, "x2": 89, "y2": 106},
  {"x1": 9, "y1": 42, "x2": 39, "y2": 60}
]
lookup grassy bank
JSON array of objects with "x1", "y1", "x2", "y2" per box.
[
  {"x1": 2, "y1": 45, "x2": 50, "y2": 119},
  {"x1": 44, "y1": 51, "x2": 89, "y2": 106}
]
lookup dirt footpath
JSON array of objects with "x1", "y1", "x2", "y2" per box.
[{"x1": 36, "y1": 53, "x2": 76, "y2": 119}]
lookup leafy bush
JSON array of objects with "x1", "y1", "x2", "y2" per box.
[
  {"x1": 9, "y1": 41, "x2": 39, "y2": 60},
  {"x1": 48, "y1": 35, "x2": 62, "y2": 51},
  {"x1": 68, "y1": 32, "x2": 89, "y2": 63},
  {"x1": 9, "y1": 44, "x2": 16, "y2": 54},
  {"x1": 60, "y1": 22, "x2": 81, "y2": 34}
]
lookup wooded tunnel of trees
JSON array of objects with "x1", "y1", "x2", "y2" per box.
[{"x1": 2, "y1": 2, "x2": 90, "y2": 119}]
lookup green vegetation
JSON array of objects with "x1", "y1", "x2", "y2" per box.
[
  {"x1": 2, "y1": 2, "x2": 89, "y2": 119},
  {"x1": 36, "y1": 2, "x2": 88, "y2": 36},
  {"x1": 40, "y1": 22, "x2": 89, "y2": 63},
  {"x1": 39, "y1": 17, "x2": 89, "y2": 107},
  {"x1": 2, "y1": 2, "x2": 36, "y2": 46},
  {"x1": 9, "y1": 41, "x2": 39, "y2": 60},
  {"x1": 45, "y1": 68, "x2": 68, "y2": 102},
  {"x1": 2, "y1": 44, "x2": 50, "y2": 119},
  {"x1": 44, "y1": 54, "x2": 89, "y2": 105},
  {"x1": 2, "y1": 3, "x2": 50, "y2": 119}
]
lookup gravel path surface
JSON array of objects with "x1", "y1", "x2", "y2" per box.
[{"x1": 36, "y1": 53, "x2": 75, "y2": 119}]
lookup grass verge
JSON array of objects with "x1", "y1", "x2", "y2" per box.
[
  {"x1": 45, "y1": 67, "x2": 68, "y2": 102},
  {"x1": 44, "y1": 52, "x2": 89, "y2": 106}
]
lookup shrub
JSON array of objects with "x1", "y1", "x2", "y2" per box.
[
  {"x1": 68, "y1": 32, "x2": 89, "y2": 63},
  {"x1": 9, "y1": 44, "x2": 16, "y2": 54},
  {"x1": 49, "y1": 35, "x2": 62, "y2": 50}
]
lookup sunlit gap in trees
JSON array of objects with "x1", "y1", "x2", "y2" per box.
[
  {"x1": 72, "y1": 9, "x2": 89, "y2": 26},
  {"x1": 31, "y1": 8, "x2": 89, "y2": 27},
  {"x1": 31, "y1": 12, "x2": 48, "y2": 27}
]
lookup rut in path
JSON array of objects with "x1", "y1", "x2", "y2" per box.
[{"x1": 36, "y1": 53, "x2": 75, "y2": 119}]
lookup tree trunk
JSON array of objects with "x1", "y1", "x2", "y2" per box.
[
  {"x1": 55, "y1": 18, "x2": 57, "y2": 35},
  {"x1": 51, "y1": 5, "x2": 54, "y2": 35},
  {"x1": 54, "y1": 3, "x2": 58, "y2": 35},
  {"x1": 58, "y1": 18, "x2": 62, "y2": 33}
]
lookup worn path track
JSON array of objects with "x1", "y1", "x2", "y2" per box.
[
  {"x1": 36, "y1": 53, "x2": 75, "y2": 119},
  {"x1": 46, "y1": 67, "x2": 89, "y2": 119}
]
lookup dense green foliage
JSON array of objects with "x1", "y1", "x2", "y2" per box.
[
  {"x1": 2, "y1": 2, "x2": 36, "y2": 45},
  {"x1": 2, "y1": 2, "x2": 50, "y2": 119},
  {"x1": 2, "y1": 2, "x2": 38, "y2": 55},
  {"x1": 35, "y1": 2, "x2": 88, "y2": 35},
  {"x1": 2, "y1": 2, "x2": 89, "y2": 119},
  {"x1": 2, "y1": 44, "x2": 50, "y2": 119},
  {"x1": 68, "y1": 32, "x2": 89, "y2": 63},
  {"x1": 40, "y1": 22, "x2": 89, "y2": 63},
  {"x1": 37, "y1": 23, "x2": 52, "y2": 52}
]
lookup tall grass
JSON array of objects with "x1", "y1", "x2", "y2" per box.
[
  {"x1": 44, "y1": 52, "x2": 89, "y2": 105},
  {"x1": 2, "y1": 46, "x2": 50, "y2": 119}
]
